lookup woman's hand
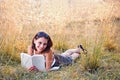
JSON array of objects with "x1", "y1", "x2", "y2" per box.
[{"x1": 28, "y1": 66, "x2": 39, "y2": 71}]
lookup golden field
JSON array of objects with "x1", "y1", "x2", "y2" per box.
[{"x1": 0, "y1": 0, "x2": 120, "y2": 80}]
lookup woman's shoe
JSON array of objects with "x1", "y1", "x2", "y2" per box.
[{"x1": 78, "y1": 44, "x2": 87, "y2": 54}]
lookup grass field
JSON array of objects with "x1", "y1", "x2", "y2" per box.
[
  {"x1": 0, "y1": 0, "x2": 120, "y2": 80},
  {"x1": 0, "y1": 19, "x2": 120, "y2": 80}
]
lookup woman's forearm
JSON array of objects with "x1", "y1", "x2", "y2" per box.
[{"x1": 28, "y1": 45, "x2": 34, "y2": 55}]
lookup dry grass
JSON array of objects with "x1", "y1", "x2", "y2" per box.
[{"x1": 0, "y1": 0, "x2": 120, "y2": 80}]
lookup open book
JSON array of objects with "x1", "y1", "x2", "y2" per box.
[{"x1": 21, "y1": 53, "x2": 60, "y2": 72}]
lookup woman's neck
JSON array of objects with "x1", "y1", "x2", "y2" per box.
[{"x1": 34, "y1": 50, "x2": 43, "y2": 54}]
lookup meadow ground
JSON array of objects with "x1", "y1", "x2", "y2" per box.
[
  {"x1": 0, "y1": 0, "x2": 120, "y2": 80},
  {"x1": 0, "y1": 19, "x2": 120, "y2": 80}
]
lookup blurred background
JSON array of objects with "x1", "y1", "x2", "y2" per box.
[{"x1": 0, "y1": 0, "x2": 120, "y2": 79}]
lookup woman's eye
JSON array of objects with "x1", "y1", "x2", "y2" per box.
[
  {"x1": 39, "y1": 42, "x2": 42, "y2": 44},
  {"x1": 43, "y1": 43, "x2": 47, "y2": 46},
  {"x1": 38, "y1": 42, "x2": 47, "y2": 46}
]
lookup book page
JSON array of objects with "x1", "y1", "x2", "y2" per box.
[
  {"x1": 32, "y1": 55, "x2": 46, "y2": 72},
  {"x1": 21, "y1": 53, "x2": 60, "y2": 72},
  {"x1": 21, "y1": 53, "x2": 33, "y2": 69}
]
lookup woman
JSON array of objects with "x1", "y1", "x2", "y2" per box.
[{"x1": 28, "y1": 31, "x2": 87, "y2": 72}]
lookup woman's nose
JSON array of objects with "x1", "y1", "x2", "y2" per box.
[{"x1": 40, "y1": 44, "x2": 44, "y2": 48}]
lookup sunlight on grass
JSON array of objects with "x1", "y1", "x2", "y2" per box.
[
  {"x1": 0, "y1": 20, "x2": 120, "y2": 80},
  {"x1": 0, "y1": 0, "x2": 120, "y2": 79},
  {"x1": 104, "y1": 39, "x2": 118, "y2": 52},
  {"x1": 80, "y1": 53, "x2": 101, "y2": 72}
]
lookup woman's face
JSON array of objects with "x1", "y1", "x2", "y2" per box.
[{"x1": 34, "y1": 37, "x2": 48, "y2": 53}]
